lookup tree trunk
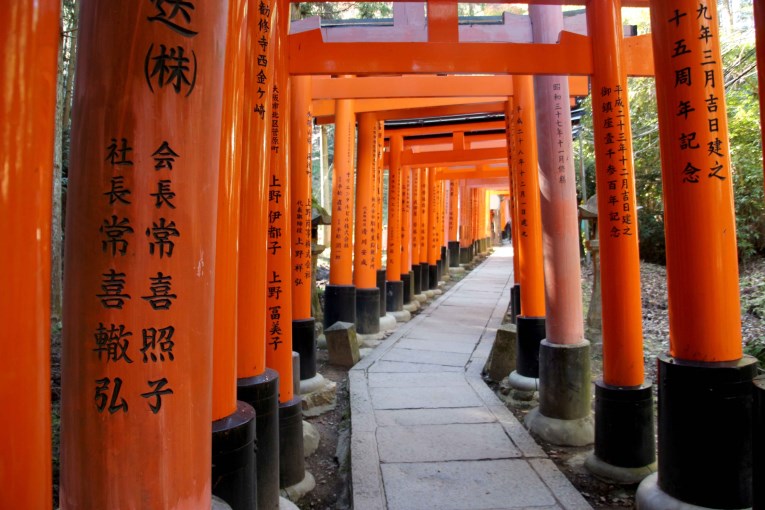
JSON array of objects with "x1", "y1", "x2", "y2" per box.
[{"x1": 51, "y1": 21, "x2": 66, "y2": 324}]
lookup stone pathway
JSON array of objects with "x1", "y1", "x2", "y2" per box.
[{"x1": 349, "y1": 245, "x2": 592, "y2": 510}]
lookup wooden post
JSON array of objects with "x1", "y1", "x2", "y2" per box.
[
  {"x1": 0, "y1": 1, "x2": 59, "y2": 508},
  {"x1": 755, "y1": 1, "x2": 765, "y2": 188},
  {"x1": 506, "y1": 100, "x2": 523, "y2": 323},
  {"x1": 400, "y1": 163, "x2": 413, "y2": 302},
  {"x1": 412, "y1": 169, "x2": 422, "y2": 293},
  {"x1": 60, "y1": 1, "x2": 227, "y2": 506},
  {"x1": 637, "y1": 1, "x2": 757, "y2": 508},
  {"x1": 375, "y1": 121, "x2": 387, "y2": 318},
  {"x1": 448, "y1": 179, "x2": 460, "y2": 267},
  {"x1": 386, "y1": 135, "x2": 405, "y2": 311}
]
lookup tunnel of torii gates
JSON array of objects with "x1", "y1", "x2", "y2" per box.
[{"x1": 4, "y1": 0, "x2": 765, "y2": 509}]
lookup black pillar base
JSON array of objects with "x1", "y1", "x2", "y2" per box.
[
  {"x1": 440, "y1": 246, "x2": 448, "y2": 277},
  {"x1": 237, "y1": 369, "x2": 280, "y2": 510},
  {"x1": 376, "y1": 269, "x2": 387, "y2": 317},
  {"x1": 593, "y1": 381, "x2": 655, "y2": 469},
  {"x1": 516, "y1": 316, "x2": 546, "y2": 379},
  {"x1": 212, "y1": 401, "x2": 257, "y2": 510},
  {"x1": 459, "y1": 246, "x2": 470, "y2": 264},
  {"x1": 428, "y1": 265, "x2": 438, "y2": 290},
  {"x1": 413, "y1": 264, "x2": 422, "y2": 294},
  {"x1": 323, "y1": 284, "x2": 356, "y2": 329},
  {"x1": 755, "y1": 376, "x2": 765, "y2": 509},
  {"x1": 655, "y1": 354, "x2": 757, "y2": 509},
  {"x1": 420, "y1": 262, "x2": 430, "y2": 290},
  {"x1": 356, "y1": 287, "x2": 380, "y2": 334},
  {"x1": 539, "y1": 340, "x2": 592, "y2": 421},
  {"x1": 510, "y1": 284, "x2": 521, "y2": 324},
  {"x1": 401, "y1": 273, "x2": 412, "y2": 304},
  {"x1": 436, "y1": 258, "x2": 443, "y2": 282},
  {"x1": 385, "y1": 280, "x2": 403, "y2": 312},
  {"x1": 278, "y1": 396, "x2": 305, "y2": 488},
  {"x1": 292, "y1": 318, "x2": 316, "y2": 380},
  {"x1": 448, "y1": 241, "x2": 460, "y2": 267}
]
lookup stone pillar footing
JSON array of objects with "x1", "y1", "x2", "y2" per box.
[
  {"x1": 587, "y1": 381, "x2": 655, "y2": 484},
  {"x1": 638, "y1": 355, "x2": 758, "y2": 509},
  {"x1": 237, "y1": 369, "x2": 280, "y2": 510},
  {"x1": 508, "y1": 370, "x2": 538, "y2": 392},
  {"x1": 391, "y1": 309, "x2": 412, "y2": 322},
  {"x1": 292, "y1": 318, "x2": 316, "y2": 380},
  {"x1": 300, "y1": 373, "x2": 338, "y2": 418},
  {"x1": 510, "y1": 284, "x2": 521, "y2": 324},
  {"x1": 279, "y1": 397, "x2": 305, "y2": 488},
  {"x1": 448, "y1": 241, "x2": 460, "y2": 267},
  {"x1": 376, "y1": 269, "x2": 387, "y2": 317},
  {"x1": 385, "y1": 280, "x2": 404, "y2": 312},
  {"x1": 401, "y1": 273, "x2": 412, "y2": 305},
  {"x1": 516, "y1": 316, "x2": 545, "y2": 379},
  {"x1": 379, "y1": 313, "x2": 397, "y2": 331},
  {"x1": 212, "y1": 401, "x2": 257, "y2": 509},
  {"x1": 355, "y1": 287, "x2": 380, "y2": 334},
  {"x1": 212, "y1": 496, "x2": 234, "y2": 510},
  {"x1": 524, "y1": 407, "x2": 594, "y2": 447},
  {"x1": 280, "y1": 471, "x2": 316, "y2": 505},
  {"x1": 323, "y1": 284, "x2": 356, "y2": 329}
]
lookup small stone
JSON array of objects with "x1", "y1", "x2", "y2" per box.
[{"x1": 325, "y1": 322, "x2": 359, "y2": 368}]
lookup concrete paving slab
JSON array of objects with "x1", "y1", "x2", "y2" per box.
[
  {"x1": 395, "y1": 337, "x2": 476, "y2": 354},
  {"x1": 377, "y1": 422, "x2": 521, "y2": 462},
  {"x1": 369, "y1": 385, "x2": 483, "y2": 410},
  {"x1": 382, "y1": 348, "x2": 472, "y2": 367},
  {"x1": 374, "y1": 407, "x2": 497, "y2": 427},
  {"x1": 403, "y1": 330, "x2": 478, "y2": 343},
  {"x1": 380, "y1": 459, "x2": 559, "y2": 510},
  {"x1": 367, "y1": 360, "x2": 465, "y2": 373},
  {"x1": 367, "y1": 371, "x2": 467, "y2": 388}
]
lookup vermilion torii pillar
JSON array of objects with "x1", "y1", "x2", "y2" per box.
[
  {"x1": 237, "y1": 0, "x2": 280, "y2": 505},
  {"x1": 355, "y1": 113, "x2": 382, "y2": 333},
  {"x1": 400, "y1": 162, "x2": 415, "y2": 306},
  {"x1": 325, "y1": 97, "x2": 357, "y2": 328},
  {"x1": 290, "y1": 75, "x2": 319, "y2": 383},
  {"x1": 386, "y1": 135, "x2": 407, "y2": 317},
  {"x1": 508, "y1": 75, "x2": 547, "y2": 394},
  {"x1": 375, "y1": 121, "x2": 389, "y2": 320},
  {"x1": 211, "y1": 1, "x2": 257, "y2": 506},
  {"x1": 448, "y1": 179, "x2": 461, "y2": 267},
  {"x1": 0, "y1": 2, "x2": 58, "y2": 508},
  {"x1": 523, "y1": 4, "x2": 594, "y2": 448},
  {"x1": 459, "y1": 179, "x2": 471, "y2": 264},
  {"x1": 506, "y1": 99, "x2": 523, "y2": 323},
  {"x1": 583, "y1": 0, "x2": 656, "y2": 483},
  {"x1": 412, "y1": 169, "x2": 423, "y2": 295},
  {"x1": 418, "y1": 168, "x2": 431, "y2": 294},
  {"x1": 60, "y1": 1, "x2": 226, "y2": 507},
  {"x1": 427, "y1": 167, "x2": 439, "y2": 290},
  {"x1": 637, "y1": 1, "x2": 757, "y2": 508}
]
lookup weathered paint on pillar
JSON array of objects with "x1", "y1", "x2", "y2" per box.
[
  {"x1": 755, "y1": 1, "x2": 765, "y2": 188},
  {"x1": 588, "y1": 0, "x2": 645, "y2": 385},
  {"x1": 238, "y1": 0, "x2": 276, "y2": 379},
  {"x1": 530, "y1": 5, "x2": 585, "y2": 346},
  {"x1": 213, "y1": 0, "x2": 248, "y2": 420},
  {"x1": 448, "y1": 179, "x2": 459, "y2": 242},
  {"x1": 512, "y1": 75, "x2": 546, "y2": 317},
  {"x1": 649, "y1": 0, "x2": 742, "y2": 361},
  {"x1": 0, "y1": 1, "x2": 59, "y2": 507},
  {"x1": 506, "y1": 100, "x2": 522, "y2": 283},
  {"x1": 330, "y1": 98, "x2": 356, "y2": 286},
  {"x1": 266, "y1": 2, "x2": 294, "y2": 402},
  {"x1": 412, "y1": 169, "x2": 421, "y2": 268},
  {"x1": 355, "y1": 113, "x2": 378, "y2": 289},
  {"x1": 386, "y1": 135, "x2": 404, "y2": 280},
  {"x1": 401, "y1": 165, "x2": 413, "y2": 274},
  {"x1": 291, "y1": 75, "x2": 314, "y2": 320},
  {"x1": 60, "y1": 1, "x2": 227, "y2": 506}
]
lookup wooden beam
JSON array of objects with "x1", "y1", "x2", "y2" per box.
[{"x1": 401, "y1": 147, "x2": 507, "y2": 167}]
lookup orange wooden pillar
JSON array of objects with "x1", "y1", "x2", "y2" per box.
[
  {"x1": 524, "y1": 4, "x2": 593, "y2": 447},
  {"x1": 0, "y1": 2, "x2": 58, "y2": 508},
  {"x1": 505, "y1": 100, "x2": 523, "y2": 323},
  {"x1": 400, "y1": 165, "x2": 414, "y2": 304},
  {"x1": 354, "y1": 113, "x2": 382, "y2": 332},
  {"x1": 324, "y1": 97, "x2": 357, "y2": 327},
  {"x1": 583, "y1": 0, "x2": 655, "y2": 480},
  {"x1": 268, "y1": 0, "x2": 305, "y2": 490},
  {"x1": 375, "y1": 121, "x2": 388, "y2": 318},
  {"x1": 290, "y1": 75, "x2": 318, "y2": 383},
  {"x1": 447, "y1": 179, "x2": 460, "y2": 267},
  {"x1": 458, "y1": 179, "x2": 470, "y2": 264},
  {"x1": 211, "y1": 1, "x2": 257, "y2": 506},
  {"x1": 60, "y1": 1, "x2": 226, "y2": 507},
  {"x1": 419, "y1": 169, "x2": 432, "y2": 290},
  {"x1": 426, "y1": 167, "x2": 439, "y2": 290},
  {"x1": 437, "y1": 180, "x2": 447, "y2": 280},
  {"x1": 636, "y1": 1, "x2": 756, "y2": 508},
  {"x1": 412, "y1": 169, "x2": 423, "y2": 294},
  {"x1": 236, "y1": 0, "x2": 281, "y2": 505},
  {"x1": 386, "y1": 135, "x2": 405, "y2": 312},
  {"x1": 508, "y1": 75, "x2": 547, "y2": 391}
]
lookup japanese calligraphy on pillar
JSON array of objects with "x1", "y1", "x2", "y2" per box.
[
  {"x1": 267, "y1": 94, "x2": 286, "y2": 353},
  {"x1": 666, "y1": 2, "x2": 728, "y2": 184},
  {"x1": 515, "y1": 106, "x2": 529, "y2": 239},
  {"x1": 253, "y1": 0, "x2": 273, "y2": 120},
  {"x1": 293, "y1": 109, "x2": 313, "y2": 289},
  {"x1": 412, "y1": 169, "x2": 420, "y2": 261},
  {"x1": 420, "y1": 169, "x2": 428, "y2": 256},
  {"x1": 551, "y1": 82, "x2": 569, "y2": 185}
]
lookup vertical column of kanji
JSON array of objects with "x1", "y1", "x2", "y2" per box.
[
  {"x1": 412, "y1": 169, "x2": 422, "y2": 295},
  {"x1": 386, "y1": 135, "x2": 406, "y2": 313},
  {"x1": 60, "y1": 1, "x2": 226, "y2": 508},
  {"x1": 524, "y1": 4, "x2": 593, "y2": 448},
  {"x1": 235, "y1": 0, "x2": 280, "y2": 506},
  {"x1": 211, "y1": 1, "x2": 258, "y2": 507},
  {"x1": 458, "y1": 180, "x2": 469, "y2": 264},
  {"x1": 505, "y1": 100, "x2": 523, "y2": 323},
  {"x1": 581, "y1": 0, "x2": 655, "y2": 482},
  {"x1": 354, "y1": 113, "x2": 382, "y2": 333},
  {"x1": 290, "y1": 75, "x2": 318, "y2": 384},
  {"x1": 267, "y1": 0, "x2": 306, "y2": 491},
  {"x1": 437, "y1": 179, "x2": 447, "y2": 280},
  {"x1": 636, "y1": 2, "x2": 756, "y2": 508},
  {"x1": 508, "y1": 75, "x2": 547, "y2": 394},
  {"x1": 419, "y1": 169, "x2": 432, "y2": 291},
  {"x1": 448, "y1": 179, "x2": 460, "y2": 267},
  {"x1": 400, "y1": 165, "x2": 414, "y2": 305},
  {"x1": 0, "y1": 2, "x2": 59, "y2": 508},
  {"x1": 324, "y1": 97, "x2": 357, "y2": 328},
  {"x1": 375, "y1": 122, "x2": 388, "y2": 319},
  {"x1": 427, "y1": 167, "x2": 439, "y2": 290}
]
